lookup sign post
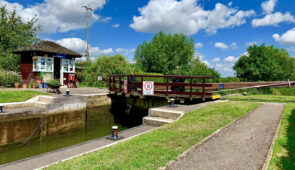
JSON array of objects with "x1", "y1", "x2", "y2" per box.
[{"x1": 143, "y1": 81, "x2": 154, "y2": 95}]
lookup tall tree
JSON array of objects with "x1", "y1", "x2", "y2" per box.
[
  {"x1": 134, "y1": 32, "x2": 195, "y2": 75},
  {"x1": 0, "y1": 6, "x2": 39, "y2": 71},
  {"x1": 234, "y1": 44, "x2": 295, "y2": 81}
]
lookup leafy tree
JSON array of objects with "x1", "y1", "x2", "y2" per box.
[
  {"x1": 81, "y1": 54, "x2": 133, "y2": 87},
  {"x1": 0, "y1": 6, "x2": 39, "y2": 71},
  {"x1": 185, "y1": 57, "x2": 220, "y2": 83},
  {"x1": 134, "y1": 32, "x2": 194, "y2": 75},
  {"x1": 234, "y1": 44, "x2": 295, "y2": 81}
]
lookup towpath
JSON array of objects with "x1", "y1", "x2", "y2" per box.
[
  {"x1": 166, "y1": 103, "x2": 284, "y2": 170},
  {"x1": 0, "y1": 125, "x2": 155, "y2": 170}
]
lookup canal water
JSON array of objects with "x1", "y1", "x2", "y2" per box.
[{"x1": 0, "y1": 105, "x2": 128, "y2": 165}]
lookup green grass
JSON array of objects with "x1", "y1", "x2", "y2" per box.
[
  {"x1": 268, "y1": 104, "x2": 295, "y2": 170},
  {"x1": 216, "y1": 88, "x2": 295, "y2": 97},
  {"x1": 0, "y1": 90, "x2": 48, "y2": 103},
  {"x1": 46, "y1": 102, "x2": 260, "y2": 170},
  {"x1": 224, "y1": 94, "x2": 295, "y2": 103}
]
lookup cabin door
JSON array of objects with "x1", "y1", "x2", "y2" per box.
[{"x1": 54, "y1": 57, "x2": 61, "y2": 80}]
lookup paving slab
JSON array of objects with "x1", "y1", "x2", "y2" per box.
[
  {"x1": 166, "y1": 103, "x2": 284, "y2": 170},
  {"x1": 0, "y1": 125, "x2": 155, "y2": 170}
]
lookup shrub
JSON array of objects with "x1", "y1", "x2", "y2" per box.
[
  {"x1": 47, "y1": 79, "x2": 61, "y2": 86},
  {"x1": 0, "y1": 69, "x2": 22, "y2": 87},
  {"x1": 29, "y1": 80, "x2": 37, "y2": 87}
]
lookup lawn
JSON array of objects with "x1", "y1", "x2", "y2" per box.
[
  {"x1": 223, "y1": 94, "x2": 295, "y2": 103},
  {"x1": 268, "y1": 104, "x2": 295, "y2": 169},
  {"x1": 0, "y1": 90, "x2": 48, "y2": 103},
  {"x1": 46, "y1": 102, "x2": 260, "y2": 170}
]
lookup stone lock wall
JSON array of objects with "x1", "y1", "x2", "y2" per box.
[{"x1": 0, "y1": 94, "x2": 111, "y2": 147}]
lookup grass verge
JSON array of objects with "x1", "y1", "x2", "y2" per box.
[
  {"x1": 268, "y1": 104, "x2": 295, "y2": 169},
  {"x1": 224, "y1": 94, "x2": 295, "y2": 103},
  {"x1": 0, "y1": 90, "x2": 48, "y2": 103},
  {"x1": 46, "y1": 102, "x2": 260, "y2": 170}
]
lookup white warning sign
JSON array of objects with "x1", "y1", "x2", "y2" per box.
[{"x1": 143, "y1": 81, "x2": 154, "y2": 95}]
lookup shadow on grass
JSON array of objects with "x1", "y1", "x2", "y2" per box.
[{"x1": 281, "y1": 109, "x2": 295, "y2": 169}]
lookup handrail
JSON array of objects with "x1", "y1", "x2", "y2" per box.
[{"x1": 108, "y1": 74, "x2": 213, "y2": 99}]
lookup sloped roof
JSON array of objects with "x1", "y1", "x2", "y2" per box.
[{"x1": 13, "y1": 41, "x2": 82, "y2": 57}]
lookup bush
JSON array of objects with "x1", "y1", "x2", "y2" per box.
[
  {"x1": 0, "y1": 69, "x2": 22, "y2": 87},
  {"x1": 47, "y1": 79, "x2": 61, "y2": 86}
]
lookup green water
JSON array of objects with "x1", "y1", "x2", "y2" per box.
[{"x1": 0, "y1": 105, "x2": 128, "y2": 165}]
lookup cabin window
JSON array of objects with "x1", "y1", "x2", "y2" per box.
[
  {"x1": 33, "y1": 57, "x2": 53, "y2": 72},
  {"x1": 62, "y1": 59, "x2": 75, "y2": 73}
]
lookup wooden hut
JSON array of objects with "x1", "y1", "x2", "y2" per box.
[{"x1": 13, "y1": 41, "x2": 82, "y2": 86}]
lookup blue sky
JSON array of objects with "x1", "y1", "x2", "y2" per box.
[{"x1": 1, "y1": 0, "x2": 295, "y2": 77}]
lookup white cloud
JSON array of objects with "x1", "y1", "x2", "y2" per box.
[
  {"x1": 252, "y1": 0, "x2": 294, "y2": 27},
  {"x1": 273, "y1": 27, "x2": 295, "y2": 45},
  {"x1": 101, "y1": 17, "x2": 112, "y2": 23},
  {"x1": 56, "y1": 38, "x2": 113, "y2": 57},
  {"x1": 252, "y1": 12, "x2": 295, "y2": 27},
  {"x1": 246, "y1": 41, "x2": 257, "y2": 46},
  {"x1": 230, "y1": 42, "x2": 238, "y2": 49},
  {"x1": 130, "y1": 0, "x2": 255, "y2": 35},
  {"x1": 224, "y1": 56, "x2": 238, "y2": 62},
  {"x1": 115, "y1": 48, "x2": 136, "y2": 56},
  {"x1": 261, "y1": 0, "x2": 277, "y2": 14},
  {"x1": 214, "y1": 42, "x2": 228, "y2": 50},
  {"x1": 0, "y1": 0, "x2": 107, "y2": 34},
  {"x1": 212, "y1": 58, "x2": 220, "y2": 62},
  {"x1": 194, "y1": 42, "x2": 203, "y2": 48},
  {"x1": 112, "y1": 24, "x2": 120, "y2": 28}
]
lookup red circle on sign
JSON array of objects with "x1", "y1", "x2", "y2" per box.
[{"x1": 144, "y1": 82, "x2": 153, "y2": 90}]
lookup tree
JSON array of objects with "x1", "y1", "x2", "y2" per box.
[
  {"x1": 0, "y1": 6, "x2": 39, "y2": 71},
  {"x1": 134, "y1": 32, "x2": 194, "y2": 75},
  {"x1": 81, "y1": 54, "x2": 133, "y2": 87},
  {"x1": 185, "y1": 57, "x2": 220, "y2": 83},
  {"x1": 234, "y1": 44, "x2": 295, "y2": 81}
]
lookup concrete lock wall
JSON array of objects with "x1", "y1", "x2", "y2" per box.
[{"x1": 0, "y1": 94, "x2": 112, "y2": 147}]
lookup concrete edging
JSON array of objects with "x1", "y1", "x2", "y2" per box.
[
  {"x1": 161, "y1": 102, "x2": 264, "y2": 170},
  {"x1": 261, "y1": 105, "x2": 285, "y2": 170}
]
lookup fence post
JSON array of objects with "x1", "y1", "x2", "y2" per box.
[
  {"x1": 202, "y1": 78, "x2": 206, "y2": 100},
  {"x1": 119, "y1": 76, "x2": 122, "y2": 93},
  {"x1": 190, "y1": 77, "x2": 192, "y2": 98},
  {"x1": 141, "y1": 76, "x2": 144, "y2": 95},
  {"x1": 166, "y1": 77, "x2": 169, "y2": 96},
  {"x1": 127, "y1": 76, "x2": 130, "y2": 93},
  {"x1": 113, "y1": 76, "x2": 115, "y2": 92},
  {"x1": 109, "y1": 75, "x2": 111, "y2": 91}
]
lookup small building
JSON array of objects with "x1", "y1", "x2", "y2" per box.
[{"x1": 13, "y1": 41, "x2": 82, "y2": 86}]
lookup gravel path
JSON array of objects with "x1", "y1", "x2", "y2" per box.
[{"x1": 167, "y1": 103, "x2": 284, "y2": 170}]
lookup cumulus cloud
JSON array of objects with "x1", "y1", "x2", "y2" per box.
[
  {"x1": 230, "y1": 42, "x2": 238, "y2": 49},
  {"x1": 0, "y1": 0, "x2": 106, "y2": 34},
  {"x1": 273, "y1": 27, "x2": 295, "y2": 45},
  {"x1": 112, "y1": 24, "x2": 120, "y2": 28},
  {"x1": 101, "y1": 17, "x2": 112, "y2": 23},
  {"x1": 252, "y1": 12, "x2": 295, "y2": 27},
  {"x1": 195, "y1": 42, "x2": 203, "y2": 49},
  {"x1": 212, "y1": 58, "x2": 220, "y2": 62},
  {"x1": 214, "y1": 42, "x2": 238, "y2": 50},
  {"x1": 56, "y1": 38, "x2": 113, "y2": 58},
  {"x1": 115, "y1": 48, "x2": 136, "y2": 56},
  {"x1": 224, "y1": 56, "x2": 238, "y2": 62},
  {"x1": 246, "y1": 41, "x2": 257, "y2": 46},
  {"x1": 261, "y1": 0, "x2": 277, "y2": 14},
  {"x1": 252, "y1": 0, "x2": 295, "y2": 27},
  {"x1": 214, "y1": 42, "x2": 228, "y2": 50},
  {"x1": 130, "y1": 0, "x2": 255, "y2": 35}
]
